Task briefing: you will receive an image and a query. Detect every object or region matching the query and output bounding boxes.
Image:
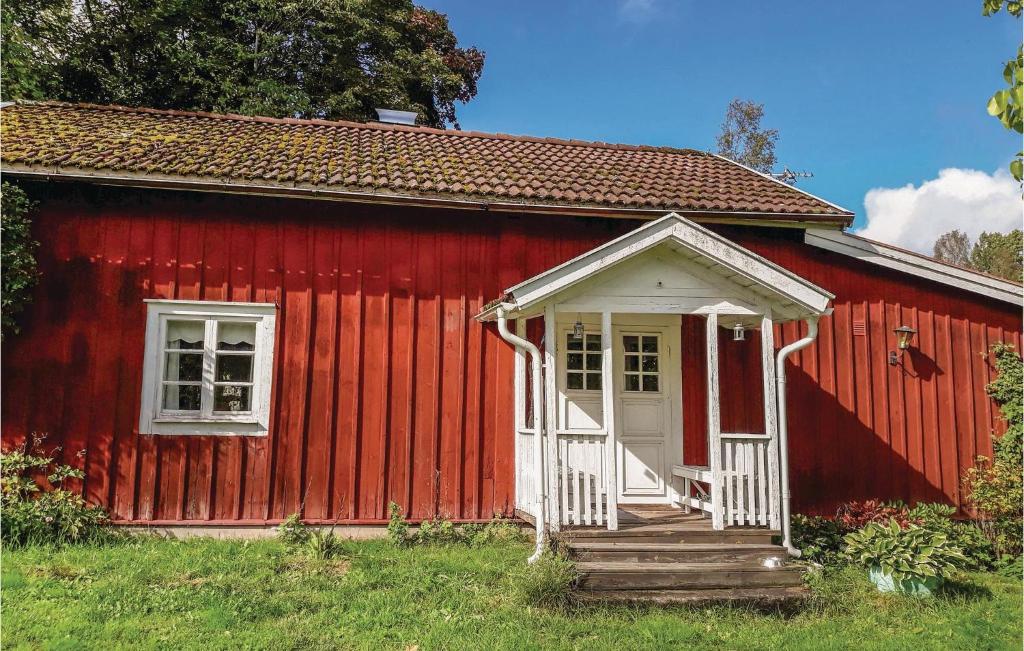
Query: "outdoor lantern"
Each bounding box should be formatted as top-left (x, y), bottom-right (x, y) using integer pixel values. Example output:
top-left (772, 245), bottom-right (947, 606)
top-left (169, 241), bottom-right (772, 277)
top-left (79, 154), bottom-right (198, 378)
top-left (572, 317), bottom-right (585, 339)
top-left (894, 325), bottom-right (917, 350)
top-left (888, 325), bottom-right (917, 365)
top-left (732, 323), bottom-right (745, 341)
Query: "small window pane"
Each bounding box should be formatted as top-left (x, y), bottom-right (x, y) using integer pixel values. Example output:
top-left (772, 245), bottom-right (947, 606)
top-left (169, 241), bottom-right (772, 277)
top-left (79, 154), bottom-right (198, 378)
top-left (164, 352), bottom-right (203, 381)
top-left (643, 375), bottom-right (659, 392)
top-left (166, 320), bottom-right (204, 350)
top-left (585, 373), bottom-right (602, 391)
top-left (625, 374), bottom-right (640, 391)
top-left (566, 334), bottom-right (583, 351)
top-left (585, 335), bottom-right (602, 351)
top-left (567, 372), bottom-right (584, 390)
top-left (623, 336), bottom-right (639, 353)
top-left (585, 353), bottom-right (602, 371)
top-left (567, 353), bottom-right (583, 370)
top-left (642, 336), bottom-right (658, 353)
top-left (642, 355), bottom-right (659, 372)
top-left (216, 354), bottom-right (253, 382)
top-left (163, 384), bottom-right (201, 411)
top-left (624, 355), bottom-right (639, 372)
top-left (217, 322), bottom-right (256, 351)
top-left (215, 385), bottom-right (252, 412)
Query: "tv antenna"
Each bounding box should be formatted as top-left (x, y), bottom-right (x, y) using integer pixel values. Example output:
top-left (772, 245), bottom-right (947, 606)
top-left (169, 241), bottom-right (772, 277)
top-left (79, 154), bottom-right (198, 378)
top-left (771, 166), bottom-right (813, 185)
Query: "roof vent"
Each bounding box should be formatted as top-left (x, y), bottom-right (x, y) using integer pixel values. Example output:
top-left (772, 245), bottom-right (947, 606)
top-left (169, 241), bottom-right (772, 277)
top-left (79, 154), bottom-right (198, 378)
top-left (374, 108), bottom-right (418, 126)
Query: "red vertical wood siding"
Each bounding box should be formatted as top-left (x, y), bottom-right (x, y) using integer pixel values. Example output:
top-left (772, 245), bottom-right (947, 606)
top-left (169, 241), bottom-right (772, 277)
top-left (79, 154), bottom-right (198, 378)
top-left (1, 185), bottom-right (1019, 522)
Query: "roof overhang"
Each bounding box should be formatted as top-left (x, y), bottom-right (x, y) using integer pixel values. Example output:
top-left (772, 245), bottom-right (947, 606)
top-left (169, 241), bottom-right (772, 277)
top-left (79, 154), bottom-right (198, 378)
top-left (805, 229), bottom-right (1023, 307)
top-left (477, 213), bottom-right (834, 321)
top-left (1, 165), bottom-right (853, 227)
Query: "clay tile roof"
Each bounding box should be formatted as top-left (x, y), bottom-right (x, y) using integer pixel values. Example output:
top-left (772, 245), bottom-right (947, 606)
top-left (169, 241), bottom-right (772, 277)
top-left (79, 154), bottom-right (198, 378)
top-left (0, 101), bottom-right (852, 222)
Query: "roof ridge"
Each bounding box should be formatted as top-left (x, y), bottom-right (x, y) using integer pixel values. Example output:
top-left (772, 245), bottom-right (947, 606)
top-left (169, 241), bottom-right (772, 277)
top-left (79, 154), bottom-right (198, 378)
top-left (8, 99), bottom-right (711, 157)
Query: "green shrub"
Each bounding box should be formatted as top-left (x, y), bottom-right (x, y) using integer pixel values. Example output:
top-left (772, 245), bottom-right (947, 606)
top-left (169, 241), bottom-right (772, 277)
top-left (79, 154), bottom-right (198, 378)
top-left (387, 501), bottom-right (527, 547)
top-left (306, 530), bottom-right (343, 560)
top-left (386, 501), bottom-right (411, 546)
top-left (964, 343), bottom-right (1023, 560)
top-left (842, 520), bottom-right (968, 583)
top-left (507, 552), bottom-right (578, 607)
top-left (0, 181), bottom-right (40, 337)
top-left (791, 514), bottom-right (846, 564)
top-left (1, 447), bottom-right (109, 547)
top-left (277, 513), bottom-right (311, 546)
top-left (909, 502), bottom-right (994, 570)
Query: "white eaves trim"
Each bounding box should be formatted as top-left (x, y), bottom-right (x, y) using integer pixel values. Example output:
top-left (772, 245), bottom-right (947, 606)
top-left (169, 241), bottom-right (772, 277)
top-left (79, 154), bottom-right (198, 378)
top-left (488, 213), bottom-right (834, 318)
top-left (805, 229), bottom-right (1023, 307)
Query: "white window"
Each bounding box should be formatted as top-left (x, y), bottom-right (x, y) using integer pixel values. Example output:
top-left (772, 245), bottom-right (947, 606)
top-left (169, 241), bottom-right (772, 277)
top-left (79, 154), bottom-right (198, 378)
top-left (565, 332), bottom-right (602, 391)
top-left (622, 334), bottom-right (660, 393)
top-left (138, 300), bottom-right (277, 436)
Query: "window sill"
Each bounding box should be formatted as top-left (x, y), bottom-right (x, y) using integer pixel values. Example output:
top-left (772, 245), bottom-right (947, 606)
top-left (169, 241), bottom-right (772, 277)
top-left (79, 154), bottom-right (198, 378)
top-left (153, 416), bottom-right (258, 425)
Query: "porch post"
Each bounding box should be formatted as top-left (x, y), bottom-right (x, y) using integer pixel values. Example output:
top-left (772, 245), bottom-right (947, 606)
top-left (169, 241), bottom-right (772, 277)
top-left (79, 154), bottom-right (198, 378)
top-left (706, 312), bottom-right (724, 530)
top-left (601, 310), bottom-right (618, 531)
top-left (760, 312), bottom-right (782, 529)
top-left (543, 304), bottom-right (561, 531)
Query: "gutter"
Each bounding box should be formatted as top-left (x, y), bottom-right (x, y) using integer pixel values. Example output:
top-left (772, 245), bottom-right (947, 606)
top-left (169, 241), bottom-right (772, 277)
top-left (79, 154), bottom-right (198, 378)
top-left (774, 314), bottom-right (825, 556)
top-left (495, 306), bottom-right (547, 563)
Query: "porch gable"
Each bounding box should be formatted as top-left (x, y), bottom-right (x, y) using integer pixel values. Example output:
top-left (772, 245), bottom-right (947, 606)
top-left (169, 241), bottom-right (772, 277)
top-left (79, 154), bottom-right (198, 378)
top-left (477, 212), bottom-right (834, 321)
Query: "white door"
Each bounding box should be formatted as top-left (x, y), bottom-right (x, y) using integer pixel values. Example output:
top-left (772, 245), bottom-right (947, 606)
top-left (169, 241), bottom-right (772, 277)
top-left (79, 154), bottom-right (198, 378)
top-left (614, 327), bottom-right (679, 504)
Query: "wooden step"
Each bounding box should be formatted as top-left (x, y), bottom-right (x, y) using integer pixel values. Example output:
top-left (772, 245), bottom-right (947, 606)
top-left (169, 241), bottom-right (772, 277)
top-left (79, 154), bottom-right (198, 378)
top-left (561, 528), bottom-right (779, 545)
top-left (566, 541), bottom-right (784, 563)
top-left (576, 586), bottom-right (809, 608)
top-left (576, 561), bottom-right (805, 591)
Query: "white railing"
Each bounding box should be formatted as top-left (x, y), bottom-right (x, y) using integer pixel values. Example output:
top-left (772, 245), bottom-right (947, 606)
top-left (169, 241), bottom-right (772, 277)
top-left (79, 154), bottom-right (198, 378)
top-left (556, 432), bottom-right (609, 527)
top-left (515, 428), bottom-right (538, 519)
top-left (718, 433), bottom-right (776, 527)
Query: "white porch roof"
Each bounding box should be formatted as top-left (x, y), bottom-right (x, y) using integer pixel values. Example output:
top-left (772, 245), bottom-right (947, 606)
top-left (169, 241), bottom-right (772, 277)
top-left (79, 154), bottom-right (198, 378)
top-left (477, 212), bottom-right (833, 322)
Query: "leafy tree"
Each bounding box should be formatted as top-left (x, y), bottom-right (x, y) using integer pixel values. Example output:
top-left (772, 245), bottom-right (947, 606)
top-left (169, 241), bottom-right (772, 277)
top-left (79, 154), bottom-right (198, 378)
top-left (931, 228), bottom-right (1023, 282)
top-left (0, 0), bottom-right (485, 128)
top-left (715, 99), bottom-right (778, 173)
top-left (932, 229), bottom-right (972, 267)
top-left (982, 0), bottom-right (1023, 180)
top-left (0, 182), bottom-right (40, 337)
top-left (971, 230), bottom-right (1023, 282)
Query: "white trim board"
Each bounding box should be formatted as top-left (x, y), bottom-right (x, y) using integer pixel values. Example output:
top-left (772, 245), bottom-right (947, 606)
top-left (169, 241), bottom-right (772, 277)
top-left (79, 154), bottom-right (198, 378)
top-left (805, 229), bottom-right (1023, 307)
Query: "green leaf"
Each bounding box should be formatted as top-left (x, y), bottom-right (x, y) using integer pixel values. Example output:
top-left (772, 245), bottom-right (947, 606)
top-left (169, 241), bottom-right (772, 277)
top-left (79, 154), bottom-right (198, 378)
top-left (1009, 159), bottom-right (1022, 182)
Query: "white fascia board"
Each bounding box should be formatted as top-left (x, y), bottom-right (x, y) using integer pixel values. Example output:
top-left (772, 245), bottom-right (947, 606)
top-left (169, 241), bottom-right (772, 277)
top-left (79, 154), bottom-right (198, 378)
top-left (805, 229), bottom-right (1023, 307)
top-left (508, 213), bottom-right (833, 315)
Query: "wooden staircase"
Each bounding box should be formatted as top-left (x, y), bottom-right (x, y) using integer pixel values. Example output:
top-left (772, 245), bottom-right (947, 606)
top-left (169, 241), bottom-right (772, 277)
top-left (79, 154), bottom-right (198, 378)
top-left (559, 506), bottom-right (807, 607)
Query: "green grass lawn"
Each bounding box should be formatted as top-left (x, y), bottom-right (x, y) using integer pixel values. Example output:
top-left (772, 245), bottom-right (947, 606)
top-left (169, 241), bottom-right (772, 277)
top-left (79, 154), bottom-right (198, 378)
top-left (2, 537), bottom-right (1021, 650)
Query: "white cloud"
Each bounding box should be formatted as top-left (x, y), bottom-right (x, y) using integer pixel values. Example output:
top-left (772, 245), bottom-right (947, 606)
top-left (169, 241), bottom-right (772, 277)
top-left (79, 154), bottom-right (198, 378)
top-left (618, 0), bottom-right (656, 22)
top-left (855, 168), bottom-right (1022, 254)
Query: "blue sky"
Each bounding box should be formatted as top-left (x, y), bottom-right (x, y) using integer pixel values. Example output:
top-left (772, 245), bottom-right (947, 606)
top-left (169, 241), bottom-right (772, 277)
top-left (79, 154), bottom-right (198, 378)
top-left (425, 0), bottom-right (1021, 230)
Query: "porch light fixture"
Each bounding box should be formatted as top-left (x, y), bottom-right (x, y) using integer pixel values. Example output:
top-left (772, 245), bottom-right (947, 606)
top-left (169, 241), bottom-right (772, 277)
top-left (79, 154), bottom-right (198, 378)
top-left (572, 317), bottom-right (585, 339)
top-left (732, 323), bottom-right (745, 341)
top-left (888, 325), bottom-right (917, 365)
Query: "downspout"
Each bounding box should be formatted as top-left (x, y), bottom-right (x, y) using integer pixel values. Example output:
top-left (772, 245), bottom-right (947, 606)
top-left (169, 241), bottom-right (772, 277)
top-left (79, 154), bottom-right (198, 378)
top-left (774, 314), bottom-right (823, 557)
top-left (496, 306), bottom-right (547, 563)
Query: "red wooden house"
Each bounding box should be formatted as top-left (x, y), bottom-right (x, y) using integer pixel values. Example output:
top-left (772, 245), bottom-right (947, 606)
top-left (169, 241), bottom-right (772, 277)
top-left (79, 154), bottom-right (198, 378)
top-left (2, 102), bottom-right (1020, 559)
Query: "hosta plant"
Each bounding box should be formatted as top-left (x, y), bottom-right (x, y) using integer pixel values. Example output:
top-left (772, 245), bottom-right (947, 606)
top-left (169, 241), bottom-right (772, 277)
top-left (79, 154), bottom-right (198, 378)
top-left (843, 520), bottom-right (968, 594)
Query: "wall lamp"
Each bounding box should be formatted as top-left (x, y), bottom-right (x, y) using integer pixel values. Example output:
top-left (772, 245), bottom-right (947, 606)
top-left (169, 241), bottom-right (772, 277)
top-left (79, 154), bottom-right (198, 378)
top-left (888, 325), bottom-right (917, 366)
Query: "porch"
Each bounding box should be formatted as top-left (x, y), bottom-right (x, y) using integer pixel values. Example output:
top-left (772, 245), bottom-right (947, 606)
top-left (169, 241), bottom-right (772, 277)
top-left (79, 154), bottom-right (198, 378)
top-left (480, 214), bottom-right (833, 544)
top-left (510, 309), bottom-right (782, 534)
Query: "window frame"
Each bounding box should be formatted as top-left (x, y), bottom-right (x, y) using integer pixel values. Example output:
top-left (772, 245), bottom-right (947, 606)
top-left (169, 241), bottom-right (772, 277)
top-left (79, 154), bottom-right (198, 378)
top-left (562, 330), bottom-right (603, 393)
top-left (622, 332), bottom-right (662, 394)
top-left (139, 300), bottom-right (277, 436)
